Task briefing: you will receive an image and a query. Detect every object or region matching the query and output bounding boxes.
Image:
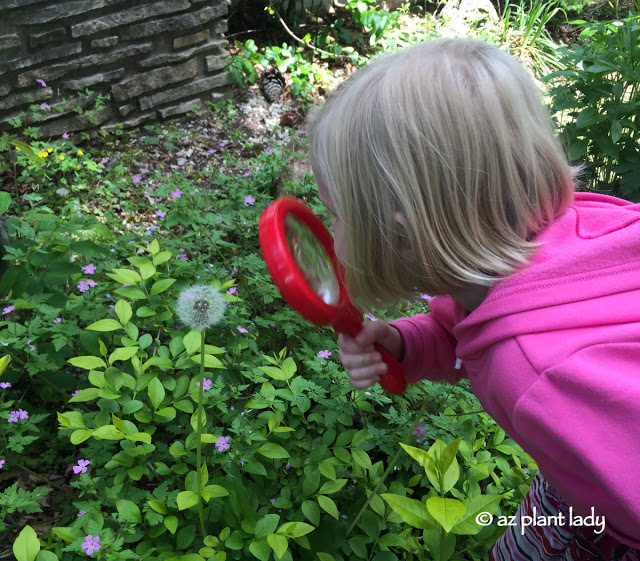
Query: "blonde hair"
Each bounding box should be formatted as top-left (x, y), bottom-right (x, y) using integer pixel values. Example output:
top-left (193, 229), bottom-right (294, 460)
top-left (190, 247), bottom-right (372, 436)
top-left (307, 38), bottom-right (575, 306)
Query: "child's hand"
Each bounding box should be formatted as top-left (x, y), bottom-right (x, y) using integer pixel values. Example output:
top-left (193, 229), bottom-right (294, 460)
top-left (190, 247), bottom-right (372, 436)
top-left (338, 322), bottom-right (404, 389)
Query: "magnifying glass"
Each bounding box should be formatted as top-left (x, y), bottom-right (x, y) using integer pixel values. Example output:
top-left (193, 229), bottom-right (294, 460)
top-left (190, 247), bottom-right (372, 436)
top-left (258, 197), bottom-right (408, 395)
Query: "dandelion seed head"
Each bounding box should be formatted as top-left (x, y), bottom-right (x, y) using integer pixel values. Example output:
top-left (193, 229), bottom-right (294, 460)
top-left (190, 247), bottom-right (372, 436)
top-left (176, 284), bottom-right (226, 330)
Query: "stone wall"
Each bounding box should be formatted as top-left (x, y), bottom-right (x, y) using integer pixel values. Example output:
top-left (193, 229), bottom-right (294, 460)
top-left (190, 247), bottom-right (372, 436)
top-left (0, 0), bottom-right (232, 138)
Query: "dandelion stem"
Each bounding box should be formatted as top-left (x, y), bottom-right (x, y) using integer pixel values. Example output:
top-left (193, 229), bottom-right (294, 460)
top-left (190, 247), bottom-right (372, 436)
top-left (195, 329), bottom-right (207, 538)
top-left (346, 398), bottom-right (430, 538)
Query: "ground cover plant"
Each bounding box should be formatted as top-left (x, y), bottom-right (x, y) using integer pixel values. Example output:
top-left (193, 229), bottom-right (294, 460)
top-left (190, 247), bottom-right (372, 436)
top-left (2, 1), bottom-right (637, 559)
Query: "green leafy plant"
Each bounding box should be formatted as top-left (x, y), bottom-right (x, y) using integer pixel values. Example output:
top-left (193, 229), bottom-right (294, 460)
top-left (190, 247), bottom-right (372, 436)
top-left (543, 14), bottom-right (640, 200)
top-left (500, 0), bottom-right (566, 74)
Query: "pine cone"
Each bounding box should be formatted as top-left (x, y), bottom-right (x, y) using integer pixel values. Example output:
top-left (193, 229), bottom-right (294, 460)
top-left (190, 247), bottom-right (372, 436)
top-left (259, 67), bottom-right (285, 103)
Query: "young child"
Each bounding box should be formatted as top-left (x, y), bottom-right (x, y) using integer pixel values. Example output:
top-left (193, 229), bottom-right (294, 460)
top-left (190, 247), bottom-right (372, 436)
top-left (306, 38), bottom-right (640, 559)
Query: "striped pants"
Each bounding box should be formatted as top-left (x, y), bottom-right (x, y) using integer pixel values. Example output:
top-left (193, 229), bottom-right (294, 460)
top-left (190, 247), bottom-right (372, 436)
top-left (490, 472), bottom-right (640, 561)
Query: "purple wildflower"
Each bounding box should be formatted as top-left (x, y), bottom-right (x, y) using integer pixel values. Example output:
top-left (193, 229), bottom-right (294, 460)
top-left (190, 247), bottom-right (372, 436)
top-left (27, 340), bottom-right (35, 352)
top-left (73, 459), bottom-right (91, 474)
top-left (413, 423), bottom-right (427, 437)
top-left (215, 436), bottom-right (230, 451)
top-left (36, 79), bottom-right (47, 88)
top-left (8, 412), bottom-right (19, 423)
top-left (56, 188), bottom-right (68, 196)
top-left (219, 141), bottom-right (228, 147)
top-left (81, 535), bottom-right (100, 556)
top-left (420, 294), bottom-right (432, 301)
top-left (0, 459), bottom-right (5, 468)
top-left (78, 281), bottom-right (90, 293)
top-left (62, 133), bottom-right (69, 139)
top-left (226, 287), bottom-right (237, 295)
top-left (243, 171), bottom-right (252, 177)
top-left (82, 263), bottom-right (96, 275)
top-left (71, 390), bottom-right (80, 397)
top-left (244, 195), bottom-right (255, 206)
top-left (155, 210), bottom-right (166, 218)
top-left (237, 326), bottom-right (248, 333)
top-left (171, 189), bottom-right (182, 199)
top-left (78, 510), bottom-right (87, 517)
top-left (132, 174), bottom-right (142, 183)
top-left (99, 157), bottom-right (110, 165)
top-left (0, 382), bottom-right (11, 389)
top-left (196, 378), bottom-right (212, 391)
top-left (270, 498), bottom-right (276, 503)
top-left (208, 148), bottom-right (217, 154)
top-left (40, 103), bottom-right (51, 110)
top-left (364, 313), bottom-right (378, 321)
top-left (318, 350), bottom-right (332, 359)
top-left (53, 318), bottom-right (62, 323)
top-left (3, 306), bottom-right (14, 314)
top-left (176, 254), bottom-right (189, 261)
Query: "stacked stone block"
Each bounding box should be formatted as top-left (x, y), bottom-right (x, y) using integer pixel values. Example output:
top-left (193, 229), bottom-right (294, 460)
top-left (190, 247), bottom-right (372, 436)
top-left (0, 0), bottom-right (232, 137)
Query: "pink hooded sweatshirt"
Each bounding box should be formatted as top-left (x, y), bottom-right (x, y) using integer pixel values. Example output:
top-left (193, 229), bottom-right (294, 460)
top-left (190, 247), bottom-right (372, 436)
top-left (391, 192), bottom-right (640, 547)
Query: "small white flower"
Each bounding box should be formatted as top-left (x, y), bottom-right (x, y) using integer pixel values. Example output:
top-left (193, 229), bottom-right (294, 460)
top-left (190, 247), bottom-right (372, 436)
top-left (176, 284), bottom-right (226, 330)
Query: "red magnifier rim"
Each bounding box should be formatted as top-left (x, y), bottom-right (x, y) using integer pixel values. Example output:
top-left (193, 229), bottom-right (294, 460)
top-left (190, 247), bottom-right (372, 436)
top-left (259, 197), bottom-right (351, 326)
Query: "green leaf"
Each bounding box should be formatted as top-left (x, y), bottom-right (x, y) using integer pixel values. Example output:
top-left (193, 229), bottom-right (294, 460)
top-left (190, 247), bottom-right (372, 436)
top-left (0, 192), bottom-right (12, 215)
top-left (267, 533), bottom-right (288, 558)
top-left (302, 500), bottom-right (320, 526)
top-left (202, 484), bottom-right (230, 502)
top-left (164, 515), bottom-right (179, 534)
top-left (177, 491), bottom-right (199, 510)
top-left (13, 525), bottom-right (40, 561)
top-left (122, 400), bottom-right (144, 414)
top-left (128, 465), bottom-right (144, 480)
top-left (115, 286), bottom-right (147, 300)
top-left (116, 499), bottom-right (142, 523)
top-left (150, 278), bottom-right (176, 296)
top-left (70, 429), bottom-right (94, 444)
top-left (317, 495), bottom-right (339, 519)
top-left (68, 356), bottom-right (107, 370)
top-left (611, 119), bottom-right (623, 144)
top-left (86, 319), bottom-right (123, 332)
top-left (69, 388), bottom-right (100, 403)
top-left (92, 425), bottom-right (125, 440)
top-left (451, 495), bottom-right (502, 535)
top-left (258, 366), bottom-right (288, 381)
top-left (257, 443), bottom-right (289, 459)
top-left (109, 347), bottom-right (139, 363)
top-left (106, 268), bottom-right (142, 284)
top-left (190, 353), bottom-right (225, 368)
top-left (255, 514), bottom-right (280, 538)
top-left (148, 377), bottom-right (165, 409)
top-left (318, 479), bottom-right (347, 495)
top-left (249, 539), bottom-right (271, 561)
top-left (153, 251), bottom-right (172, 266)
top-left (136, 306), bottom-right (156, 318)
top-left (114, 300), bottom-right (133, 325)
top-left (426, 497), bottom-right (466, 532)
top-left (277, 521), bottom-right (315, 538)
top-left (183, 330), bottom-right (201, 354)
top-left (381, 494), bottom-right (436, 530)
top-left (35, 552), bottom-right (58, 561)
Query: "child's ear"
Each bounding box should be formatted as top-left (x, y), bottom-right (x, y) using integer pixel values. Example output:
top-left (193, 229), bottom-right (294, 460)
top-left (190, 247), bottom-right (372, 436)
top-left (393, 212), bottom-right (413, 254)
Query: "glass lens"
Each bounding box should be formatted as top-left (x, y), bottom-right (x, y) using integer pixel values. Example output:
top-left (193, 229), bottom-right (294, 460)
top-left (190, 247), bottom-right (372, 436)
top-left (285, 214), bottom-right (341, 306)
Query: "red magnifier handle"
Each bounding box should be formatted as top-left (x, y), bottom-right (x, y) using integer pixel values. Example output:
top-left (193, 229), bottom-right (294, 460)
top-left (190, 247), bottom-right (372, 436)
top-left (336, 313), bottom-right (407, 395)
top-left (375, 344), bottom-right (408, 395)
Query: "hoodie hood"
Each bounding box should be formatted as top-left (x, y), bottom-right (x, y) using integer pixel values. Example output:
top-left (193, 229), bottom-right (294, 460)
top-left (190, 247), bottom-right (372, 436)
top-left (455, 192), bottom-right (640, 358)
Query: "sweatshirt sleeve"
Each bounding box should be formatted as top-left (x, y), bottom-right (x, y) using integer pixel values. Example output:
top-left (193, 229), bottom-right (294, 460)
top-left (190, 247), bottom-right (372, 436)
top-left (389, 295), bottom-right (466, 385)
